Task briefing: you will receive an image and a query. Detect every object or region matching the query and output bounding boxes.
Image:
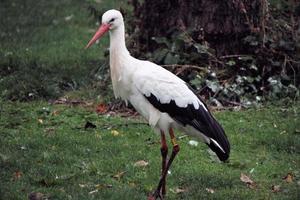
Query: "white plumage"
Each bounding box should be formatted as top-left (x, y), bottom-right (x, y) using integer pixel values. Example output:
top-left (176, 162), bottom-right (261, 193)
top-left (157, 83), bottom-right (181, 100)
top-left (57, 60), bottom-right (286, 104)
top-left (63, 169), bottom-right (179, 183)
top-left (86, 9), bottom-right (230, 199)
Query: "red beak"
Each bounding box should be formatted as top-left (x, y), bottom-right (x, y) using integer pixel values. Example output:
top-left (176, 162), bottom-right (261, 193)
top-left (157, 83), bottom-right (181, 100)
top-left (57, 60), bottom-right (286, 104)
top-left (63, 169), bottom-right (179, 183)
top-left (85, 23), bottom-right (110, 49)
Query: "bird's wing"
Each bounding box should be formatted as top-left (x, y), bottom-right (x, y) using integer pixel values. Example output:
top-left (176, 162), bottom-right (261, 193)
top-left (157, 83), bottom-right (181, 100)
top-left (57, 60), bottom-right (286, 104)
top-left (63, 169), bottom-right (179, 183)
top-left (133, 61), bottom-right (206, 110)
top-left (133, 61), bottom-right (230, 161)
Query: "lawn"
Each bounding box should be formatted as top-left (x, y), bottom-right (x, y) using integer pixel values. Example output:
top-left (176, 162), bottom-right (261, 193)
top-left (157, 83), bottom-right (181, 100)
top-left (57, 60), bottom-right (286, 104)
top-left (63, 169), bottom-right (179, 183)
top-left (0, 100), bottom-right (299, 199)
top-left (0, 0), bottom-right (129, 100)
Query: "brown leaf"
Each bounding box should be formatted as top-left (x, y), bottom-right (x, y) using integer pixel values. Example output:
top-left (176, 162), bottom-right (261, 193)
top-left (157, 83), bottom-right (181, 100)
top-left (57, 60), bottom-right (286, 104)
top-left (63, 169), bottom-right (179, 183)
top-left (170, 187), bottom-right (188, 194)
top-left (206, 188), bottom-right (215, 194)
top-left (271, 185), bottom-right (281, 193)
top-left (112, 171), bottom-right (126, 180)
top-left (13, 170), bottom-right (22, 180)
top-left (240, 173), bottom-right (256, 189)
top-left (51, 110), bottom-right (59, 116)
top-left (94, 184), bottom-right (113, 189)
top-left (133, 160), bottom-right (148, 167)
top-left (282, 173), bottom-right (293, 183)
top-left (96, 103), bottom-right (108, 114)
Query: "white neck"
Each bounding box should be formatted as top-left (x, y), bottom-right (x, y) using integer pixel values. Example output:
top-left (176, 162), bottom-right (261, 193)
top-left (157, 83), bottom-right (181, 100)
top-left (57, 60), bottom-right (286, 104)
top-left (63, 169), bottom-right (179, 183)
top-left (109, 24), bottom-right (130, 58)
top-left (108, 23), bottom-right (133, 100)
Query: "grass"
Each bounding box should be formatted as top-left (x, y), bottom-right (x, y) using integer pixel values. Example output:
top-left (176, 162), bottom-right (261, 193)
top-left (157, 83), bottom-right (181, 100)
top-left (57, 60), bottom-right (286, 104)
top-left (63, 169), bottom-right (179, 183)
top-left (0, 100), bottom-right (299, 199)
top-left (0, 0), bottom-right (129, 100)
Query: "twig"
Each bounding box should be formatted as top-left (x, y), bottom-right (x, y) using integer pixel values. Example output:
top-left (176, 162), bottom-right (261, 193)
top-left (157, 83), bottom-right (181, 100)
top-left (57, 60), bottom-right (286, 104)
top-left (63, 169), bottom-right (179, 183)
top-left (219, 54), bottom-right (251, 59)
top-left (162, 64), bottom-right (207, 72)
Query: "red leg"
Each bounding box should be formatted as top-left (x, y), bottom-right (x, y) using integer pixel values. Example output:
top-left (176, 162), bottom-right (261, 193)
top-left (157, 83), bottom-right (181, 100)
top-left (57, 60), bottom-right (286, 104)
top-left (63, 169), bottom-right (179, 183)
top-left (160, 131), bottom-right (168, 197)
top-left (148, 128), bottom-right (180, 200)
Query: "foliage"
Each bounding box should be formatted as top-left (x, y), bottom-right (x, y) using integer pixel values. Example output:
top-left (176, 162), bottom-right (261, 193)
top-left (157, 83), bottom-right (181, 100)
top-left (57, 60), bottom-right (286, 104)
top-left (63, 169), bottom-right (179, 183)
top-left (129, 0), bottom-right (300, 107)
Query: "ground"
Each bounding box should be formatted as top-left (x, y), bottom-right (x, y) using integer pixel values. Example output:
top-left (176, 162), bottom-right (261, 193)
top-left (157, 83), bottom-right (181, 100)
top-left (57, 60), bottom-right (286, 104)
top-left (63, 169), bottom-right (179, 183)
top-left (0, 101), bottom-right (299, 199)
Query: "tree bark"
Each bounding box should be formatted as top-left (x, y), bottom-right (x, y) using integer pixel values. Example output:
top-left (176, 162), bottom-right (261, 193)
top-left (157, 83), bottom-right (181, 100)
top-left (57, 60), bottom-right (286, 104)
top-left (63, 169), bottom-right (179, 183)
top-left (130, 0), bottom-right (263, 56)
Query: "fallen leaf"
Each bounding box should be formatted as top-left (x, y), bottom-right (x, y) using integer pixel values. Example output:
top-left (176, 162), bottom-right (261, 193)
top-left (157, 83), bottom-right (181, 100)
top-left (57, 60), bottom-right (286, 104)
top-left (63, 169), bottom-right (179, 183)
top-left (283, 173), bottom-right (293, 183)
top-left (94, 184), bottom-right (112, 189)
top-left (38, 119), bottom-right (43, 124)
top-left (96, 103), bottom-right (108, 114)
top-left (112, 171), bottom-right (126, 180)
top-left (28, 192), bottom-right (46, 200)
top-left (134, 160), bottom-right (148, 167)
top-left (271, 185), bottom-right (281, 193)
top-left (89, 189), bottom-right (98, 194)
top-left (170, 187), bottom-right (188, 194)
top-left (84, 121), bottom-right (96, 129)
top-left (111, 130), bottom-right (120, 136)
top-left (206, 188), bottom-right (215, 194)
top-left (79, 183), bottom-right (88, 188)
top-left (13, 170), bottom-right (22, 180)
top-left (240, 173), bottom-right (256, 189)
top-left (279, 130), bottom-right (287, 135)
top-left (188, 140), bottom-right (199, 146)
top-left (64, 15), bottom-right (73, 21)
top-left (51, 110), bottom-right (59, 116)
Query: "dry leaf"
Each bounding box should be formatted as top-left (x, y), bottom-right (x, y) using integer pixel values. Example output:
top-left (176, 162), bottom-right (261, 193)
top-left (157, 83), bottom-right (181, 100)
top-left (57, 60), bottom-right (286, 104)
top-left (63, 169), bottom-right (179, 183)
top-left (134, 160), bottom-right (148, 167)
top-left (38, 119), bottom-right (43, 124)
top-left (240, 173), bottom-right (256, 189)
top-left (188, 140), bottom-right (199, 146)
top-left (283, 173), bottom-right (293, 183)
top-left (89, 189), bottom-right (98, 194)
top-left (96, 103), bottom-right (108, 114)
top-left (170, 187), bottom-right (188, 194)
top-left (64, 15), bottom-right (73, 21)
top-left (94, 184), bottom-right (112, 189)
top-left (112, 171), bottom-right (126, 180)
top-left (111, 130), bottom-right (120, 136)
top-left (206, 188), bottom-right (215, 194)
top-left (271, 185), bottom-right (281, 193)
top-left (51, 110), bottom-right (59, 116)
top-left (79, 183), bottom-right (88, 188)
top-left (13, 170), bottom-right (22, 180)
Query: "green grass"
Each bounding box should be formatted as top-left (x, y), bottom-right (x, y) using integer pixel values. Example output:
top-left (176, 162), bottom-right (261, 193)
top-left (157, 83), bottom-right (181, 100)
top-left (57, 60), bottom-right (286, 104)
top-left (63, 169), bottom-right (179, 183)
top-left (0, 0), bottom-right (129, 100)
top-left (1, 101), bottom-right (299, 199)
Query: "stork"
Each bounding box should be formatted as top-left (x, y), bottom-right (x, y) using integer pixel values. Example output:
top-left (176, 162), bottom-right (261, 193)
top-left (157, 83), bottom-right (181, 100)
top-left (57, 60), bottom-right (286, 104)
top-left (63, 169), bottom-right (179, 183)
top-left (86, 9), bottom-right (230, 200)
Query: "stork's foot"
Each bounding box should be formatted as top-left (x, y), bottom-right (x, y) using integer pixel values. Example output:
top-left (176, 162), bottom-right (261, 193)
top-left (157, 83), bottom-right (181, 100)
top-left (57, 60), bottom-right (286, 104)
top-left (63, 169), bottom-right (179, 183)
top-left (147, 189), bottom-right (164, 200)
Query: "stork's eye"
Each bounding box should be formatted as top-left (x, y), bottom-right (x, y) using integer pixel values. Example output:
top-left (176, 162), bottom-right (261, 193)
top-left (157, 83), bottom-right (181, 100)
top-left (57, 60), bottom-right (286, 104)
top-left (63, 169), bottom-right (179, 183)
top-left (109, 18), bottom-right (115, 23)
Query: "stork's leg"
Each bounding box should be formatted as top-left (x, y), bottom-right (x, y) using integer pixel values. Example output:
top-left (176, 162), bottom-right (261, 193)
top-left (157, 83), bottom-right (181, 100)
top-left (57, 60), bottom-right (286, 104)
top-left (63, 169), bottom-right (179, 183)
top-left (160, 131), bottom-right (168, 197)
top-left (148, 128), bottom-right (180, 200)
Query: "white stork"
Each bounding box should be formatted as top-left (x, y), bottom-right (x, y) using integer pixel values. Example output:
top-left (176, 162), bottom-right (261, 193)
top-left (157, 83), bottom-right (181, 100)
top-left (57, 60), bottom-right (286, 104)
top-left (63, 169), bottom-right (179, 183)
top-left (86, 9), bottom-right (230, 200)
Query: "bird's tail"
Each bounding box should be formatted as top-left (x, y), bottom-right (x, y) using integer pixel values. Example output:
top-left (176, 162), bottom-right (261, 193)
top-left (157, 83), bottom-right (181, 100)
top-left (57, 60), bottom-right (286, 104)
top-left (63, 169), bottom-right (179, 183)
top-left (206, 119), bottom-right (230, 162)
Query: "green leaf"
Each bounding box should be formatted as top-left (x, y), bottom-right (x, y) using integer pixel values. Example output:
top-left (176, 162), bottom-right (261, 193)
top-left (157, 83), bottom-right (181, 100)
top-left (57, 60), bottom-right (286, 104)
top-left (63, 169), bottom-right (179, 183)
top-left (206, 80), bottom-right (221, 93)
top-left (163, 53), bottom-right (180, 65)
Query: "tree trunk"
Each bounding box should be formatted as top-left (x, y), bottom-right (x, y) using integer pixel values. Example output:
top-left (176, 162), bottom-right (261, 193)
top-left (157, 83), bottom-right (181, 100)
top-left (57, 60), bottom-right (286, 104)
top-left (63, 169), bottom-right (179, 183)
top-left (130, 0), bottom-right (263, 56)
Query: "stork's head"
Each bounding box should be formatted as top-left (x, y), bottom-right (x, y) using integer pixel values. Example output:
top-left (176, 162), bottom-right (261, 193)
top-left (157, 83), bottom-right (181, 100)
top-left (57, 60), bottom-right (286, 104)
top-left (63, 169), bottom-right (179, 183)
top-left (85, 9), bottom-right (123, 49)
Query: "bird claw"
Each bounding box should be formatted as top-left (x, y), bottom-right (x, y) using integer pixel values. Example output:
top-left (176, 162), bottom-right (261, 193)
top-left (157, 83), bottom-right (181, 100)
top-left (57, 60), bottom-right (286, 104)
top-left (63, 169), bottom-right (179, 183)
top-left (148, 190), bottom-right (164, 200)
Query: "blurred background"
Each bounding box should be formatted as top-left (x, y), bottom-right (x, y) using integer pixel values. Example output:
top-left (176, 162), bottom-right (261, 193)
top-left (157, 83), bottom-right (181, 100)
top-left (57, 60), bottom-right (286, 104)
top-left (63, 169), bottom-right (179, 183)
top-left (0, 0), bottom-right (299, 106)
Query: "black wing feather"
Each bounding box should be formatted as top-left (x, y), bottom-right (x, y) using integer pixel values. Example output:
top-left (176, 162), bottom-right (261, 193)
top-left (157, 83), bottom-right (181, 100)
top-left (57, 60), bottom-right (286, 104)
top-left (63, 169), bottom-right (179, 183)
top-left (145, 92), bottom-right (230, 161)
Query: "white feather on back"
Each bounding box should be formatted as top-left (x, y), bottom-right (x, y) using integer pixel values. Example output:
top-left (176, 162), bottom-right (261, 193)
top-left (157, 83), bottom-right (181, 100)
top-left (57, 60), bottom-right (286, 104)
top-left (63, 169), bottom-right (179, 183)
top-left (133, 60), bottom-right (207, 111)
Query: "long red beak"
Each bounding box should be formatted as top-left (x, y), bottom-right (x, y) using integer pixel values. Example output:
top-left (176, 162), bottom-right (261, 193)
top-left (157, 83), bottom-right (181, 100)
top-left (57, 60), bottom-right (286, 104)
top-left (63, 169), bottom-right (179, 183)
top-left (85, 23), bottom-right (110, 49)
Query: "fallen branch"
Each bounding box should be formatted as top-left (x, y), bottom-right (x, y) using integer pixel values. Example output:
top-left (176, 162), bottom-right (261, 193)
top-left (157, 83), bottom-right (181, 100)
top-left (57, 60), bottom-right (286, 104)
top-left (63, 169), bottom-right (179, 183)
top-left (162, 64), bottom-right (207, 72)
